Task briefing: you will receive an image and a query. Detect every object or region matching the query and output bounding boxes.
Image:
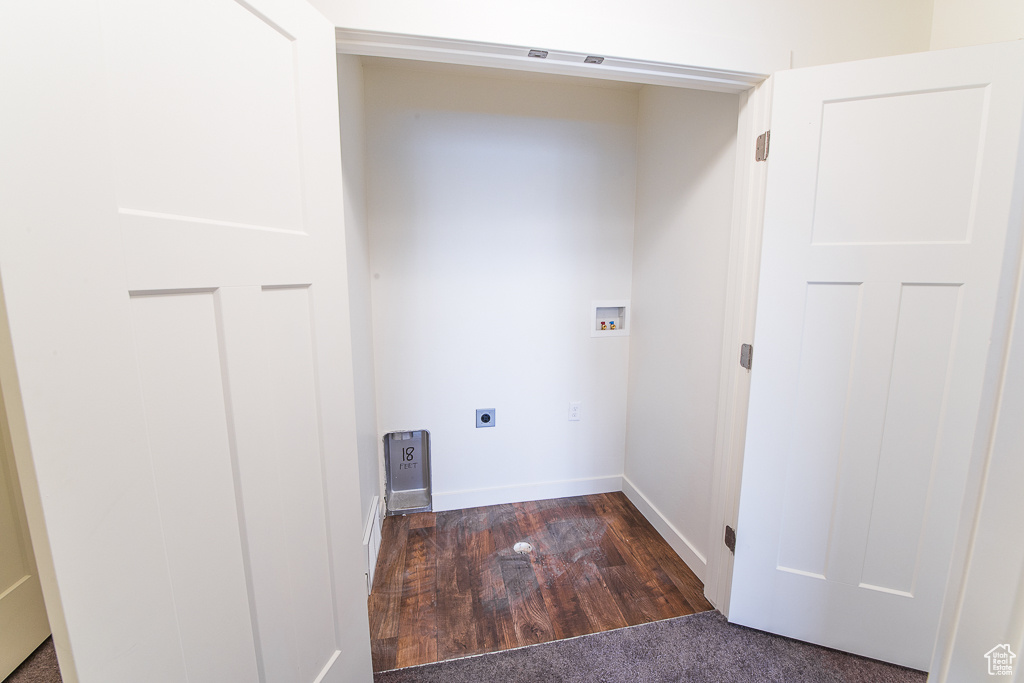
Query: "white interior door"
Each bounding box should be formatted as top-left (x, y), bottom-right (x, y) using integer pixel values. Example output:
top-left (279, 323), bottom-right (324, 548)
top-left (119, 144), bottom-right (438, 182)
top-left (0, 387), bottom-right (50, 679)
top-left (0, 1), bottom-right (371, 682)
top-left (731, 41), bottom-right (1024, 670)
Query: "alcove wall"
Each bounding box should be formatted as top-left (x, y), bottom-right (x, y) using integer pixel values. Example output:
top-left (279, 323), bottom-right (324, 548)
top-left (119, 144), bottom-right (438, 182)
top-left (363, 61), bottom-right (638, 511)
top-left (352, 59), bottom-right (739, 572)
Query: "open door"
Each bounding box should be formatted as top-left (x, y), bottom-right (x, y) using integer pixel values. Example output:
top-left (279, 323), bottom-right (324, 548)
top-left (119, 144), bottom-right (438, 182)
top-left (0, 387), bottom-right (50, 679)
top-left (731, 41), bottom-right (1024, 670)
top-left (0, 1), bottom-right (371, 682)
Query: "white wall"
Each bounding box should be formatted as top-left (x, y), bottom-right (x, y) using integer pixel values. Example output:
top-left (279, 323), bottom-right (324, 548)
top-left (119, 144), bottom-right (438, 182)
top-left (622, 86), bottom-right (739, 580)
top-left (337, 54), bottom-right (382, 532)
top-left (311, 0), bottom-right (932, 73)
top-left (363, 62), bottom-right (638, 510)
top-left (930, 0), bottom-right (1024, 50)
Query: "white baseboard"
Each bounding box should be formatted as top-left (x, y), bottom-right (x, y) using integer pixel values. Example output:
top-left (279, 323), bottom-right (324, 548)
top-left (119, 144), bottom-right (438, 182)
top-left (431, 475), bottom-right (623, 512)
top-left (361, 495), bottom-right (382, 595)
top-left (622, 475), bottom-right (707, 582)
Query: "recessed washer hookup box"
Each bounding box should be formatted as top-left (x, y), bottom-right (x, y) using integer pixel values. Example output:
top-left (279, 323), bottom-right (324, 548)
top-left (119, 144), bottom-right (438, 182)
top-left (384, 430), bottom-right (432, 515)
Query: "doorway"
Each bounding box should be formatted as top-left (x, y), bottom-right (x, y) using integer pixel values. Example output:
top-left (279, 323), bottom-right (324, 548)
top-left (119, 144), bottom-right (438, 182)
top-left (340, 50), bottom-right (742, 672)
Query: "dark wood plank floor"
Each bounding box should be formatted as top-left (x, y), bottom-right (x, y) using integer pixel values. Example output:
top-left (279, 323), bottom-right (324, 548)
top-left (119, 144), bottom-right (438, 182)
top-left (368, 492), bottom-right (714, 672)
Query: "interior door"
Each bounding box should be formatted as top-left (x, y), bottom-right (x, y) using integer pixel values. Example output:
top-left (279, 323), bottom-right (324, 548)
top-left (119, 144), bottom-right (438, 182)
top-left (0, 387), bottom-right (50, 679)
top-left (731, 41), bottom-right (1024, 670)
top-left (0, 1), bottom-right (371, 682)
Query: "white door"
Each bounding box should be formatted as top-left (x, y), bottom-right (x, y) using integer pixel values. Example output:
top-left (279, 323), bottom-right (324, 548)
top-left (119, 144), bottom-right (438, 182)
top-left (0, 388), bottom-right (50, 679)
top-left (731, 41), bottom-right (1024, 671)
top-left (0, 1), bottom-right (371, 682)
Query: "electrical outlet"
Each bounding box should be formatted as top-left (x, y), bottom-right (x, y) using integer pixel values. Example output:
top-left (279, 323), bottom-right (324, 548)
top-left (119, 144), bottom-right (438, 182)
top-left (569, 401), bottom-right (581, 421)
top-left (476, 408), bottom-right (495, 428)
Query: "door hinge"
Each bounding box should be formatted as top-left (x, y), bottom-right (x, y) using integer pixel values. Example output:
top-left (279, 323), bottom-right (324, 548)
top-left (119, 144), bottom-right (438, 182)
top-left (755, 130), bottom-right (770, 162)
top-left (740, 343), bottom-right (753, 370)
top-left (725, 525), bottom-right (736, 554)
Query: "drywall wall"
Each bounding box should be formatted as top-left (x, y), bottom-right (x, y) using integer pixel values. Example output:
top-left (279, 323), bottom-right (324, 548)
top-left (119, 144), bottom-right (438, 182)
top-left (363, 62), bottom-right (638, 510)
top-left (930, 0), bottom-right (1024, 50)
top-left (622, 86), bottom-right (739, 580)
top-left (311, 0), bottom-right (932, 73)
top-left (337, 53), bottom-right (383, 533)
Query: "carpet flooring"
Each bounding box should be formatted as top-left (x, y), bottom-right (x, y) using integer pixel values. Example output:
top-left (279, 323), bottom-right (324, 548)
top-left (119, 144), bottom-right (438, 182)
top-left (4, 638), bottom-right (61, 683)
top-left (374, 610), bottom-right (928, 683)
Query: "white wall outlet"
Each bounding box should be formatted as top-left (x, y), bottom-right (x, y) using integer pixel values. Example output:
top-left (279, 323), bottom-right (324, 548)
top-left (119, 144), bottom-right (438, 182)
top-left (568, 401), bottom-right (581, 421)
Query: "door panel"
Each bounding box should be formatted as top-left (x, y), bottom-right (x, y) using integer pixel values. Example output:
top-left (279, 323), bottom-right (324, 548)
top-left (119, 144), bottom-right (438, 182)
top-left (731, 41), bottom-right (1024, 670)
top-left (811, 87), bottom-right (987, 246)
top-left (218, 285), bottom-right (339, 682)
top-left (101, 0), bottom-right (305, 230)
top-left (858, 283), bottom-right (961, 595)
top-left (775, 281), bottom-right (862, 580)
top-left (0, 0), bottom-right (371, 681)
top-left (130, 291), bottom-right (261, 682)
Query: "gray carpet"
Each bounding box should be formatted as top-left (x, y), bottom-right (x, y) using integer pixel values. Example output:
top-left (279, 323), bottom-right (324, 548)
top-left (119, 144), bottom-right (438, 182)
top-left (4, 638), bottom-right (62, 683)
top-left (374, 611), bottom-right (927, 683)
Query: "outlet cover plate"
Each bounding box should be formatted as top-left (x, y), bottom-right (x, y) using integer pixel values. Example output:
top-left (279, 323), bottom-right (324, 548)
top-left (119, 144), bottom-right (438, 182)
top-left (476, 408), bottom-right (495, 428)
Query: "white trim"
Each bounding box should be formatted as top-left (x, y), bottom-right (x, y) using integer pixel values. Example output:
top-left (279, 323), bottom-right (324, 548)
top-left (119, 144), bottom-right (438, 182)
top-left (703, 76), bottom-right (774, 616)
top-left (361, 495), bottom-right (382, 595)
top-left (622, 476), bottom-right (707, 583)
top-left (311, 649), bottom-right (341, 683)
top-left (431, 475), bottom-right (622, 512)
top-left (360, 494), bottom-right (380, 546)
top-left (335, 29), bottom-right (767, 94)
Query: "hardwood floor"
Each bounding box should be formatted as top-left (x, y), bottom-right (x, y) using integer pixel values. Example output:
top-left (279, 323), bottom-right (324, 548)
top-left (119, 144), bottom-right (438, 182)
top-left (368, 492), bottom-right (714, 672)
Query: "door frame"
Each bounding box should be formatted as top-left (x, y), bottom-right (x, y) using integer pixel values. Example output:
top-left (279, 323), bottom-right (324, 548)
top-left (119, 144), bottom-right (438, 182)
top-left (335, 32), bottom-right (1024, 678)
top-left (702, 76), bottom-right (772, 616)
top-left (334, 28), bottom-right (772, 93)
top-left (332, 24), bottom-right (776, 610)
top-left (332, 27), bottom-right (779, 611)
